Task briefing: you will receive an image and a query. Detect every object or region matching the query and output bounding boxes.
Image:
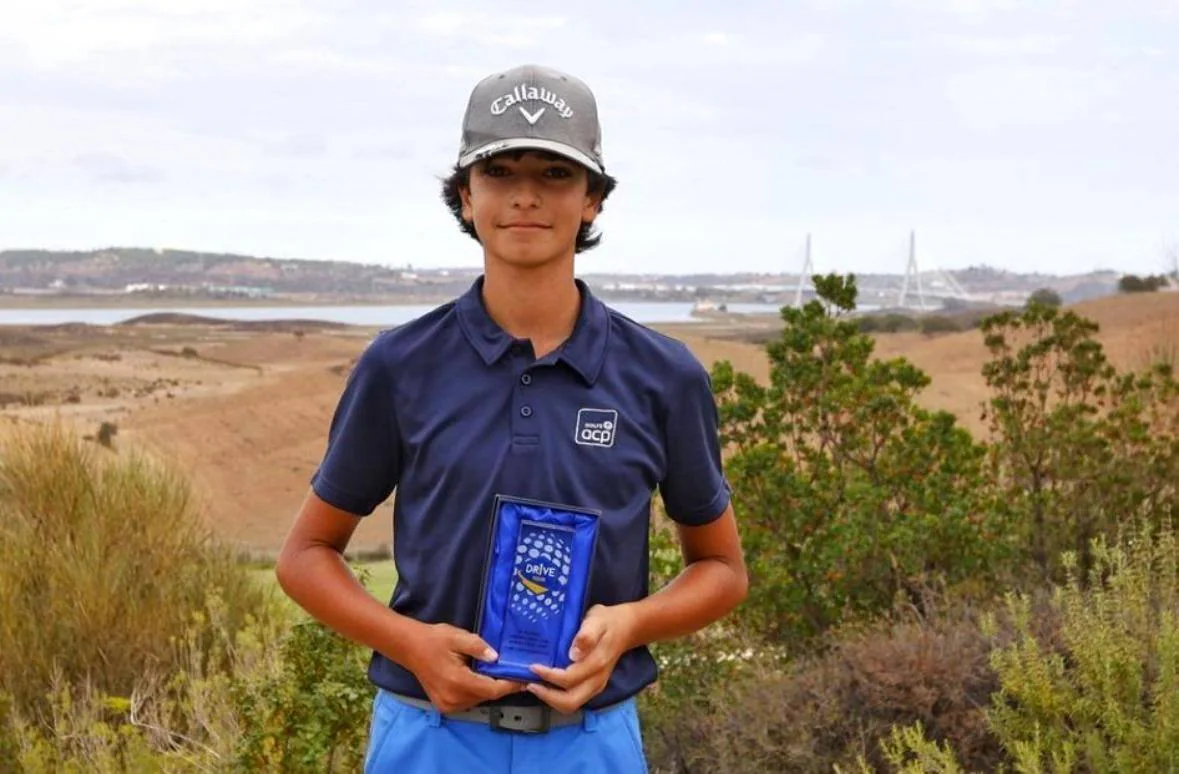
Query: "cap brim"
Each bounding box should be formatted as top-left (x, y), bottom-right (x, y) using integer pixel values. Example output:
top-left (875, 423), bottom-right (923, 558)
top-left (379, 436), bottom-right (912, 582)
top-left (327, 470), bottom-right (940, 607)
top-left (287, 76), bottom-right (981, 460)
top-left (458, 138), bottom-right (603, 174)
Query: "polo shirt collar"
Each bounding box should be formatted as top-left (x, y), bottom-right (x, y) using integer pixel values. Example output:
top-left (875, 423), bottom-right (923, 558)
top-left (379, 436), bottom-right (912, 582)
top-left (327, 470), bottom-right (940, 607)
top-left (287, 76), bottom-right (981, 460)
top-left (456, 275), bottom-right (610, 385)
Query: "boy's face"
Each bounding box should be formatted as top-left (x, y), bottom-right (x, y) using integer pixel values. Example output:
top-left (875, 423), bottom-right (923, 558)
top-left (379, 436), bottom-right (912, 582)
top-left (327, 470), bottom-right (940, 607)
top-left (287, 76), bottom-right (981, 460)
top-left (460, 151), bottom-right (602, 269)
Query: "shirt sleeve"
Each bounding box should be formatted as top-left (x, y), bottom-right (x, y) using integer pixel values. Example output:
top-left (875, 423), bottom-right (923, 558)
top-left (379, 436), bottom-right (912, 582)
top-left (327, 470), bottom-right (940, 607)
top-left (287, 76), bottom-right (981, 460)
top-left (658, 354), bottom-right (731, 526)
top-left (310, 334), bottom-right (401, 516)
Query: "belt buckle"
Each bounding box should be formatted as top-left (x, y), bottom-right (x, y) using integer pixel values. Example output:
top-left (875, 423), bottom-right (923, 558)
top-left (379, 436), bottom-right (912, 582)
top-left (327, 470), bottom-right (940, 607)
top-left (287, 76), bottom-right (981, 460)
top-left (488, 705), bottom-right (551, 734)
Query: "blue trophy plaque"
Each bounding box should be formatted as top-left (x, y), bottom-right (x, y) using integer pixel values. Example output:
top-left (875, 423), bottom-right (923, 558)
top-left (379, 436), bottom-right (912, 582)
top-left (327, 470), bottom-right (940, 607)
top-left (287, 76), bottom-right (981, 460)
top-left (473, 495), bottom-right (600, 682)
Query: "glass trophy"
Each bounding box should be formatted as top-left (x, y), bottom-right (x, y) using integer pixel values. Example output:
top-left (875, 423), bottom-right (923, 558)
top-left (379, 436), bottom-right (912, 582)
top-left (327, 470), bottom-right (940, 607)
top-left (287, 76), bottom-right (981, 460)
top-left (473, 495), bottom-right (600, 682)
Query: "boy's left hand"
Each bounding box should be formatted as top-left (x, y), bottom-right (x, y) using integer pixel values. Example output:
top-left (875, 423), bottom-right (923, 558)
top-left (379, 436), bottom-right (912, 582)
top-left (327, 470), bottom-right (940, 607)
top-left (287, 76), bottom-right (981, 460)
top-left (527, 603), bottom-right (636, 713)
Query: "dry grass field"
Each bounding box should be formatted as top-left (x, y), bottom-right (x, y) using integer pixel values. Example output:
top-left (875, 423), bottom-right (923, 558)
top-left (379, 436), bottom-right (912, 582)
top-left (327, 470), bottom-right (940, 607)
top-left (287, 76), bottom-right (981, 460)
top-left (2, 291), bottom-right (1177, 554)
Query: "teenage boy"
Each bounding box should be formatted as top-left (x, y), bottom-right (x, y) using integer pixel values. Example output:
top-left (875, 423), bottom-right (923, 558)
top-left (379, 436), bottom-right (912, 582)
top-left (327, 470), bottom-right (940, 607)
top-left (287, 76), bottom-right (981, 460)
top-left (276, 63), bottom-right (748, 773)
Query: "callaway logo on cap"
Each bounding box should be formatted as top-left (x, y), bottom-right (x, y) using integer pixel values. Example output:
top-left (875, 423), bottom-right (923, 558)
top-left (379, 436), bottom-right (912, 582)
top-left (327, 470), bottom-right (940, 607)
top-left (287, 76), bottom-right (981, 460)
top-left (457, 64), bottom-right (605, 174)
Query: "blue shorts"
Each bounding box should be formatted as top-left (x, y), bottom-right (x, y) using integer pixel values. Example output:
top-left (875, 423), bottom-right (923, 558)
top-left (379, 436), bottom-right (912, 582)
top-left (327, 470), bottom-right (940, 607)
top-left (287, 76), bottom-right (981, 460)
top-left (363, 689), bottom-right (649, 773)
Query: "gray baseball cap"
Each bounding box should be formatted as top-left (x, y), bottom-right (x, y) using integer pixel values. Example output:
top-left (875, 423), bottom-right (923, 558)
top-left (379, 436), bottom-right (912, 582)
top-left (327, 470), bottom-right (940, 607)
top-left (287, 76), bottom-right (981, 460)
top-left (457, 64), bottom-right (605, 174)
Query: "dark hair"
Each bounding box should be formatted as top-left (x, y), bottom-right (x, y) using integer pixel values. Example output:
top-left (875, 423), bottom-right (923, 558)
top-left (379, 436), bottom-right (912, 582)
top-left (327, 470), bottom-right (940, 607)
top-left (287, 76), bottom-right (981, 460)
top-left (440, 151), bottom-right (618, 253)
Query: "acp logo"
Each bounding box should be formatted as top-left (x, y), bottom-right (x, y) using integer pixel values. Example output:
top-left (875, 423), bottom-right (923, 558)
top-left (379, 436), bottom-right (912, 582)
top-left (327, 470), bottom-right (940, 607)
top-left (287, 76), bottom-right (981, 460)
top-left (575, 408), bottom-right (618, 448)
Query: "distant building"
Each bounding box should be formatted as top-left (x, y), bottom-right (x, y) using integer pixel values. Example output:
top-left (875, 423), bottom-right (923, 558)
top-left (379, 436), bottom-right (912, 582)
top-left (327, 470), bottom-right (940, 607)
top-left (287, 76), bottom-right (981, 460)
top-left (125, 282), bottom-right (167, 293)
top-left (205, 285), bottom-right (273, 298)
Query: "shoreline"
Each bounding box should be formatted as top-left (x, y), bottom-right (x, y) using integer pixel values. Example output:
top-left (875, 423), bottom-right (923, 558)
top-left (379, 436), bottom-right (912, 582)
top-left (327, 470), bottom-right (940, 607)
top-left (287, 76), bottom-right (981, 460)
top-left (0, 294), bottom-right (788, 331)
top-left (1, 291), bottom-right (795, 311)
top-left (0, 294), bottom-right (458, 310)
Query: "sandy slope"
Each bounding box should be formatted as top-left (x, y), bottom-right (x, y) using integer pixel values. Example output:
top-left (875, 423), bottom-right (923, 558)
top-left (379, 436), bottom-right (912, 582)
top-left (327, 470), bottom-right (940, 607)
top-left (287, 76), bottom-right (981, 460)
top-left (2, 292), bottom-right (1176, 552)
top-left (867, 291), bottom-right (1179, 434)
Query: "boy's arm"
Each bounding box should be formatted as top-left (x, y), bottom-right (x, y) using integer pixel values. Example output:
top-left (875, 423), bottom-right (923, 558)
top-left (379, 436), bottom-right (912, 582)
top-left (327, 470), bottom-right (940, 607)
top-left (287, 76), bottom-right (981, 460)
top-left (275, 490), bottom-right (417, 662)
top-left (276, 489), bottom-right (525, 712)
top-left (621, 502), bottom-right (747, 646)
top-left (528, 505), bottom-right (746, 713)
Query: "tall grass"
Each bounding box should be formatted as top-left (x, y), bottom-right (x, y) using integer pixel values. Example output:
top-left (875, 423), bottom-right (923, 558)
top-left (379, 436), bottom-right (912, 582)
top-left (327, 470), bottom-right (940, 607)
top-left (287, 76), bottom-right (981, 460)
top-left (866, 519), bottom-right (1179, 772)
top-left (0, 421), bottom-right (270, 718)
top-left (1135, 317), bottom-right (1179, 372)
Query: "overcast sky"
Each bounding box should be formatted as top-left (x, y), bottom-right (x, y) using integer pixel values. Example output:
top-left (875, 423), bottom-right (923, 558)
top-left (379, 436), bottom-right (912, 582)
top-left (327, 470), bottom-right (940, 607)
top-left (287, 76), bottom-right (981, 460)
top-left (2, 0), bottom-right (1176, 276)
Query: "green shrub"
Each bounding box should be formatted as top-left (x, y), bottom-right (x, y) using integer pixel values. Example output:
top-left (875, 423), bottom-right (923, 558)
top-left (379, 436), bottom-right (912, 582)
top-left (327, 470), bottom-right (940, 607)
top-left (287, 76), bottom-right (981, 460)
top-left (96, 421), bottom-right (117, 448)
top-left (0, 422), bottom-right (270, 717)
top-left (857, 313), bottom-right (919, 334)
top-left (3, 587), bottom-right (373, 772)
top-left (709, 274), bottom-right (1012, 645)
top-left (984, 520), bottom-right (1179, 772)
top-left (865, 723), bottom-right (970, 773)
top-left (880, 519), bottom-right (1179, 772)
top-left (232, 618), bottom-right (373, 772)
top-left (7, 679), bottom-right (201, 773)
top-left (0, 421), bottom-right (384, 771)
top-left (1026, 288), bottom-right (1063, 308)
top-left (642, 512), bottom-right (776, 770)
top-left (642, 598), bottom-right (1007, 773)
top-left (918, 315), bottom-right (961, 335)
top-left (1118, 274), bottom-right (1169, 293)
top-left (981, 304), bottom-right (1179, 581)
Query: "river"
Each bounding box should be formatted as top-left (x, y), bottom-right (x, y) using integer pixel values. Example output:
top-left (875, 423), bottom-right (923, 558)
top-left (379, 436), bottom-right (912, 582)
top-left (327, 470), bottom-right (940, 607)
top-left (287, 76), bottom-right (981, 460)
top-left (0, 301), bottom-right (787, 327)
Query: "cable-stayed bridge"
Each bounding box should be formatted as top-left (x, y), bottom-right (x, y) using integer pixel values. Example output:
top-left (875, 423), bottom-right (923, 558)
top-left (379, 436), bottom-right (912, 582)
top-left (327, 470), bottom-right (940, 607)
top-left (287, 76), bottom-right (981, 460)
top-left (1165, 242), bottom-right (1179, 292)
top-left (785, 231), bottom-right (989, 311)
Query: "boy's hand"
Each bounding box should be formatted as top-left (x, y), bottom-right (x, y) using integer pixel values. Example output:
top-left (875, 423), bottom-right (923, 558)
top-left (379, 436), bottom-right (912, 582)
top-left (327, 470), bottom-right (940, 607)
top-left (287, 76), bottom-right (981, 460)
top-left (400, 622), bottom-right (526, 714)
top-left (526, 604), bottom-right (636, 714)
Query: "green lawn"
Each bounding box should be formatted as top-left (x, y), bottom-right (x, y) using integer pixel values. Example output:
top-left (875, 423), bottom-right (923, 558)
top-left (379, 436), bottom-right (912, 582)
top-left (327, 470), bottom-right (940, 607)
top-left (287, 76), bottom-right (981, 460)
top-left (250, 559), bottom-right (398, 615)
top-left (354, 560), bottom-right (398, 603)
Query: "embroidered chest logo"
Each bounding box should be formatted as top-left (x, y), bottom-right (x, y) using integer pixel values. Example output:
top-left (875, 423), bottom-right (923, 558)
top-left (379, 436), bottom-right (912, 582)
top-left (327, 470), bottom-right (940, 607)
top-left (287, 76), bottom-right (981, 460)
top-left (575, 408), bottom-right (618, 448)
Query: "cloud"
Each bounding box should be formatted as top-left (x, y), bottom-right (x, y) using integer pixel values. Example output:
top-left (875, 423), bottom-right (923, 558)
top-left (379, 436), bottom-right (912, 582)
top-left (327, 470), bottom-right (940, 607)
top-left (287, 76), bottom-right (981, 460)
top-left (72, 152), bottom-right (165, 183)
top-left (259, 133), bottom-right (328, 158)
top-left (938, 33), bottom-right (1063, 57)
top-left (414, 11), bottom-right (488, 35)
top-left (1, 0), bottom-right (1177, 276)
top-left (351, 145), bottom-right (413, 161)
top-left (411, 11), bottom-right (567, 47)
top-left (4, 0), bottom-right (330, 63)
top-left (270, 47), bottom-right (405, 76)
top-left (943, 65), bottom-right (1117, 130)
top-left (895, 0), bottom-right (1021, 20)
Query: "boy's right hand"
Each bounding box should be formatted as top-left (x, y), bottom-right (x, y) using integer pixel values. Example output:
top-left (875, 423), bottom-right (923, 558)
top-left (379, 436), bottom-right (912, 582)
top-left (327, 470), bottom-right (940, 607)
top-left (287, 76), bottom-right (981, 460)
top-left (401, 622), bottom-right (526, 714)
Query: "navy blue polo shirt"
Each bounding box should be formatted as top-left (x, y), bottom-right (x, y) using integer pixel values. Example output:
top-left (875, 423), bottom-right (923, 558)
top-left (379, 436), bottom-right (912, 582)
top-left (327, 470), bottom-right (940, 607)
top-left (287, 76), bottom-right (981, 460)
top-left (310, 276), bottom-right (730, 709)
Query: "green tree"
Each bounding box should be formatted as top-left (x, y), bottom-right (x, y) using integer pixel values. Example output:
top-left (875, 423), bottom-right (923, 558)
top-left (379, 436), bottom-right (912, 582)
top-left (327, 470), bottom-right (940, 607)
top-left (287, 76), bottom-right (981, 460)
top-left (1119, 275), bottom-right (1146, 293)
top-left (980, 303), bottom-right (1179, 580)
top-left (1119, 274), bottom-right (1167, 293)
top-left (1027, 288), bottom-right (1062, 308)
top-left (709, 274), bottom-right (1010, 645)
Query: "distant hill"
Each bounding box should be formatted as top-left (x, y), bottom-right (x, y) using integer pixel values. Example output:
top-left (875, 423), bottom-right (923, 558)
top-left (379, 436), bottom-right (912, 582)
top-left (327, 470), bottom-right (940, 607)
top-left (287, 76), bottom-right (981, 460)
top-left (0, 247), bottom-right (1122, 305)
top-left (591, 265), bottom-right (1120, 302)
top-left (947, 265), bottom-right (1120, 303)
top-left (0, 248), bottom-right (473, 298)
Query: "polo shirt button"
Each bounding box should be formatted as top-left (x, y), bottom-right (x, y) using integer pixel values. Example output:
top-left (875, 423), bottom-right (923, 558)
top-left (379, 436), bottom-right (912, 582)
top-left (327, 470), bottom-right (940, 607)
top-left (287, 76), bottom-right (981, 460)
top-left (520, 373), bottom-right (532, 386)
top-left (520, 405), bottom-right (533, 418)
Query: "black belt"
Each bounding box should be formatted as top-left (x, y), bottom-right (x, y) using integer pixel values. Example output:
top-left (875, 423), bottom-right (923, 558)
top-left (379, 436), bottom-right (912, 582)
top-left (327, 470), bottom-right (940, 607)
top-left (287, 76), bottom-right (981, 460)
top-left (389, 693), bottom-right (614, 734)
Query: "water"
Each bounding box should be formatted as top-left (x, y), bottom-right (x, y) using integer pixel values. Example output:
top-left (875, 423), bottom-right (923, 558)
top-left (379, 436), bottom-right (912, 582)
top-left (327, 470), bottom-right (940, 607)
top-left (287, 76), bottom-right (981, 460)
top-left (0, 301), bottom-right (787, 327)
